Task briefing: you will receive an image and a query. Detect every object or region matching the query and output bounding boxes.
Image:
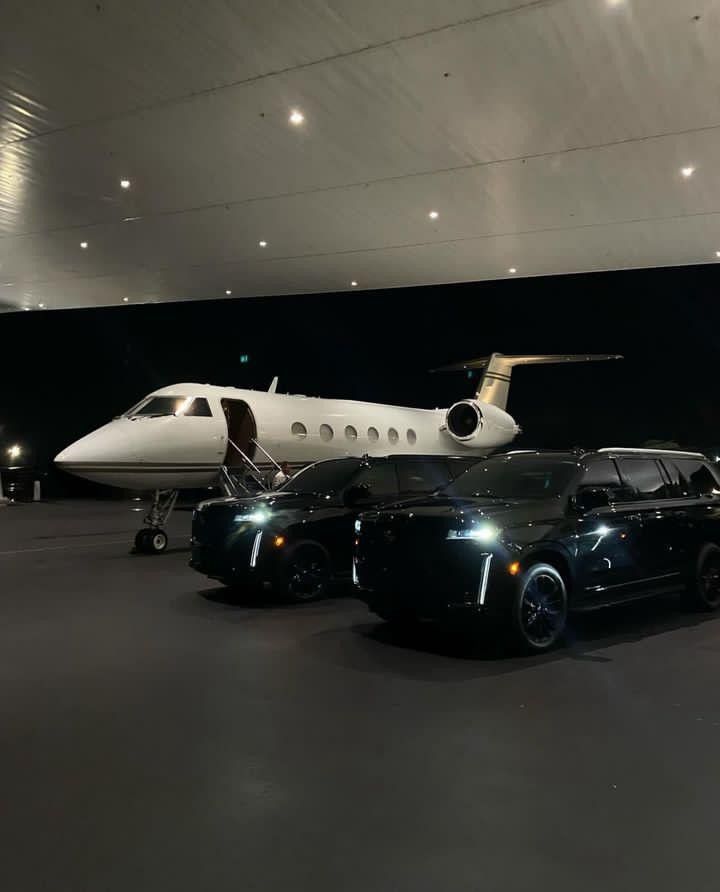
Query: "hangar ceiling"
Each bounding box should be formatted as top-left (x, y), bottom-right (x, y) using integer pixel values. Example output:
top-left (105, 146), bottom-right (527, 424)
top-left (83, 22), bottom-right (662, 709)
top-left (1, 0), bottom-right (719, 312)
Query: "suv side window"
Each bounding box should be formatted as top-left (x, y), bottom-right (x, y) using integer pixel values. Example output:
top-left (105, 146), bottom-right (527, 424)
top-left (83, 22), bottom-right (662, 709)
top-left (616, 458), bottom-right (669, 500)
top-left (398, 461), bottom-right (452, 494)
top-left (352, 463), bottom-right (399, 500)
top-left (579, 458), bottom-right (622, 490)
top-left (666, 459), bottom-right (719, 497)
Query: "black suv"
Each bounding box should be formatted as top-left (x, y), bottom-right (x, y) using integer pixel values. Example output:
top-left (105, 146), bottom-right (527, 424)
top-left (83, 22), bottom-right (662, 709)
top-left (353, 449), bottom-right (720, 651)
top-left (190, 454), bottom-right (481, 600)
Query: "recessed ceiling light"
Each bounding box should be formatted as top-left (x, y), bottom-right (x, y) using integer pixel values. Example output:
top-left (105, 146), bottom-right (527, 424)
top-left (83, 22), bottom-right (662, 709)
top-left (122, 297), bottom-right (129, 302)
top-left (225, 289), bottom-right (232, 295)
top-left (23, 306), bottom-right (30, 311)
top-left (508, 267), bottom-right (517, 274)
top-left (681, 166), bottom-right (695, 178)
top-left (289, 109), bottom-right (305, 126)
top-left (80, 241), bottom-right (88, 249)
top-left (351, 280), bottom-right (358, 287)
top-left (428, 210), bottom-right (439, 220)
top-left (38, 302), bottom-right (45, 308)
top-left (120, 179), bottom-right (131, 189)
top-left (258, 240), bottom-right (267, 247)
top-left (606, 0), bottom-right (625, 6)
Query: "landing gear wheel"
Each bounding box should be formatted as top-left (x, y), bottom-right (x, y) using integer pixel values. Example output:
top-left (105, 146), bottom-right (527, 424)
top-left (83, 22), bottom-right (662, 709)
top-left (284, 547), bottom-right (330, 602)
top-left (511, 563), bottom-right (568, 653)
top-left (134, 528), bottom-right (168, 555)
top-left (687, 544), bottom-right (720, 611)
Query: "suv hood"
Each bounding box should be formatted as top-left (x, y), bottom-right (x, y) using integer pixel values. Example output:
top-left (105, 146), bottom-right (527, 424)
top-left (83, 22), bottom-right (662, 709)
top-left (198, 489), bottom-right (337, 515)
top-left (364, 494), bottom-right (564, 531)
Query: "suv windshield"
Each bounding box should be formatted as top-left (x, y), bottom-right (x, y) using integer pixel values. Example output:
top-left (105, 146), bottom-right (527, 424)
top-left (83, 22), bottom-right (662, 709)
top-left (443, 456), bottom-right (578, 500)
top-left (283, 459), bottom-right (363, 494)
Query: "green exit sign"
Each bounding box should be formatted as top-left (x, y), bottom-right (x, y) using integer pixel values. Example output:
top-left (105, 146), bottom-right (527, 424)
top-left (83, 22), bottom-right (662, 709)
top-left (240, 354), bottom-right (249, 364)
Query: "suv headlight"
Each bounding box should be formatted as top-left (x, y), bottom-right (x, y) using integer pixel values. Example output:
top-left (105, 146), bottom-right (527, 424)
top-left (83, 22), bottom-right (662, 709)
top-left (234, 510), bottom-right (270, 524)
top-left (446, 522), bottom-right (499, 544)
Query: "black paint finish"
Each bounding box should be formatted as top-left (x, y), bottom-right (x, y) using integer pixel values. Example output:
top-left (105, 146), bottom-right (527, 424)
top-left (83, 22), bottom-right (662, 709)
top-left (190, 455), bottom-right (480, 594)
top-left (355, 450), bottom-right (720, 632)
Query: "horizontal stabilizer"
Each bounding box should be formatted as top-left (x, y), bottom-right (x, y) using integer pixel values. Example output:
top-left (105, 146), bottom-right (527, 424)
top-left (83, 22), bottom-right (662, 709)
top-left (431, 353), bottom-right (622, 410)
top-left (431, 353), bottom-right (623, 373)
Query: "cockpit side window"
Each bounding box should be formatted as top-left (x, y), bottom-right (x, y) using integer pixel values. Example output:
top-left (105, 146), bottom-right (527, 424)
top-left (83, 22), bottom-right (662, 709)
top-left (183, 398), bottom-right (212, 417)
top-left (125, 396), bottom-right (213, 417)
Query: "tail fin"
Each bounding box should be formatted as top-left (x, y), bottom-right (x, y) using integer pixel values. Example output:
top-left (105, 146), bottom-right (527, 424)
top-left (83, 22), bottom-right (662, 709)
top-left (432, 353), bottom-right (622, 411)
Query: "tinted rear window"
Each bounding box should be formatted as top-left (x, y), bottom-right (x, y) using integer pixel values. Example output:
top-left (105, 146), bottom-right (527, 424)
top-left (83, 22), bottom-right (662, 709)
top-left (616, 458), bottom-right (668, 500)
top-left (579, 458), bottom-right (622, 490)
top-left (665, 459), bottom-right (719, 497)
top-left (397, 461), bottom-right (452, 493)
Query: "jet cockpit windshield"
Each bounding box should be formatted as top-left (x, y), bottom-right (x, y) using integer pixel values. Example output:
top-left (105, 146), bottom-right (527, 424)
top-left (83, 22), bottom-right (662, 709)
top-left (124, 396), bottom-right (213, 418)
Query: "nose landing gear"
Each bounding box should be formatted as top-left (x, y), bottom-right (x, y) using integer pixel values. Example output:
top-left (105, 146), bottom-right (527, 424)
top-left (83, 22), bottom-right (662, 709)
top-left (133, 489), bottom-right (178, 555)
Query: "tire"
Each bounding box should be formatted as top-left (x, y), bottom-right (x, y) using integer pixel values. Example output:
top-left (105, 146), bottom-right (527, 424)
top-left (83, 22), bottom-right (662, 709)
top-left (283, 546), bottom-right (330, 602)
top-left (134, 528), bottom-right (168, 555)
top-left (686, 544), bottom-right (720, 611)
top-left (510, 563), bottom-right (568, 653)
top-left (134, 529), bottom-right (151, 553)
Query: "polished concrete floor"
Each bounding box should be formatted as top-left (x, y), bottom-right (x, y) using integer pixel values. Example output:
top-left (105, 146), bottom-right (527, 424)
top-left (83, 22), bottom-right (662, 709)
top-left (2, 500), bottom-right (720, 891)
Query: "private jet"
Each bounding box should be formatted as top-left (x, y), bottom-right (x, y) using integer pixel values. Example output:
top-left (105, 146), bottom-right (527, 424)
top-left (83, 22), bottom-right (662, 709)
top-left (55, 353), bottom-right (620, 553)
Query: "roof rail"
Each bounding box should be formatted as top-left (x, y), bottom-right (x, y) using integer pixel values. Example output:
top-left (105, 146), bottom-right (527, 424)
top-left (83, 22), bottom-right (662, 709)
top-left (597, 447), bottom-right (705, 459)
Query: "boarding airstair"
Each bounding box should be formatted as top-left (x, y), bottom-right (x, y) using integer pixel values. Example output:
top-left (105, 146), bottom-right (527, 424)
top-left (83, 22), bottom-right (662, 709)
top-left (218, 437), bottom-right (283, 497)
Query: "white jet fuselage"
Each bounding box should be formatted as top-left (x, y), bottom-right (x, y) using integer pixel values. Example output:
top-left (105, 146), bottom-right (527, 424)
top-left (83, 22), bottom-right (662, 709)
top-left (55, 382), bottom-right (519, 490)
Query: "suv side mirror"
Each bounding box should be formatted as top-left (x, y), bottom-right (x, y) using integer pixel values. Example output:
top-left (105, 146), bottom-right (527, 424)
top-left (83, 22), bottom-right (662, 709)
top-left (573, 487), bottom-right (611, 514)
top-left (344, 483), bottom-right (372, 508)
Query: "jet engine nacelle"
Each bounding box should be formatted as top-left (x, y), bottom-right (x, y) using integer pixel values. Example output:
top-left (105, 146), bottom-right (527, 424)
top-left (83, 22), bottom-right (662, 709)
top-left (444, 400), bottom-right (518, 449)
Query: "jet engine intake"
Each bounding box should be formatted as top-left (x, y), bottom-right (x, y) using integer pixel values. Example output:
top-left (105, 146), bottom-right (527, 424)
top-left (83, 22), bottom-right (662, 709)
top-left (445, 400), bottom-right (518, 448)
top-left (446, 401), bottom-right (483, 441)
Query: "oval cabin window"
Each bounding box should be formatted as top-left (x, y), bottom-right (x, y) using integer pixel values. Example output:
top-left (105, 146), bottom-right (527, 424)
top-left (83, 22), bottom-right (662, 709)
top-left (345, 425), bottom-right (358, 441)
top-left (388, 427), bottom-right (399, 444)
top-left (368, 427), bottom-right (379, 442)
top-left (407, 429), bottom-right (417, 445)
top-left (291, 422), bottom-right (307, 439)
top-left (320, 423), bottom-right (334, 442)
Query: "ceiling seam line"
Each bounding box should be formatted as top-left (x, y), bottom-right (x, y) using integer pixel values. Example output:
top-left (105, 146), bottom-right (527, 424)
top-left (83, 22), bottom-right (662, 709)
top-left (9, 206), bottom-right (720, 288)
top-left (0, 0), bottom-right (559, 148)
top-left (3, 116), bottom-right (720, 242)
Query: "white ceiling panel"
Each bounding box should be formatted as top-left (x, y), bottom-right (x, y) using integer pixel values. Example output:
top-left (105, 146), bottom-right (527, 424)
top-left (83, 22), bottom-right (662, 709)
top-left (2, 0), bottom-right (720, 311)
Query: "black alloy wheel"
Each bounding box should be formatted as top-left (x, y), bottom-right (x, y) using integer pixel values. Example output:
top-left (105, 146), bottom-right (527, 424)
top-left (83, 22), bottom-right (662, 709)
top-left (513, 563), bottom-right (568, 652)
top-left (285, 547), bottom-right (330, 602)
top-left (689, 544), bottom-right (720, 611)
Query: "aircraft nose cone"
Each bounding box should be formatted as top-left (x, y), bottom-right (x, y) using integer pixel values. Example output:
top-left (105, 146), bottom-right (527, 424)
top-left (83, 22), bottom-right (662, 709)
top-left (54, 422), bottom-right (138, 470)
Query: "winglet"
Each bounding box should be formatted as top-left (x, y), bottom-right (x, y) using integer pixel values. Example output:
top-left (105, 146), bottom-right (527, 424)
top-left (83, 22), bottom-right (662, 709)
top-left (268, 376), bottom-right (279, 394)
